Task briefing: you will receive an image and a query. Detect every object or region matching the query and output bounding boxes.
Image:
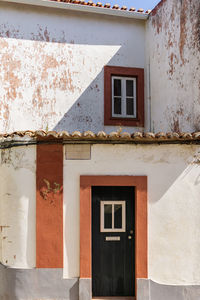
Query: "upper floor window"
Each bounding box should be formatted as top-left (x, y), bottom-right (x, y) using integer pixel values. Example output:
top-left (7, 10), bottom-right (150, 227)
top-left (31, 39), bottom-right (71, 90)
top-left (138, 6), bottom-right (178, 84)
top-left (104, 66), bottom-right (144, 127)
top-left (112, 76), bottom-right (137, 118)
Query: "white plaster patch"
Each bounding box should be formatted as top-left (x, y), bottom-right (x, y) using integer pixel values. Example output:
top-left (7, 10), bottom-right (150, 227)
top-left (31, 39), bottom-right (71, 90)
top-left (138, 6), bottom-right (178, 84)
top-left (0, 146), bottom-right (36, 268)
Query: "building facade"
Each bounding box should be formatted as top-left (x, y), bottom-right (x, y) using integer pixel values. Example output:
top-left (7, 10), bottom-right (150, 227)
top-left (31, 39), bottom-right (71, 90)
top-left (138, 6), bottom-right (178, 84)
top-left (0, 0), bottom-right (200, 299)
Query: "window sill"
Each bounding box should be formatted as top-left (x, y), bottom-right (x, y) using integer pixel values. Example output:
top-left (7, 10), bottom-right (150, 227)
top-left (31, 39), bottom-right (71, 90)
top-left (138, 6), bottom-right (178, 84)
top-left (104, 117), bottom-right (144, 127)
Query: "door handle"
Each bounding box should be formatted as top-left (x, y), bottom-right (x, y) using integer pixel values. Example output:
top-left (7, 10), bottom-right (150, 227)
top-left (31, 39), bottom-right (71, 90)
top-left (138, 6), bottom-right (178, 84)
top-left (128, 235), bottom-right (132, 240)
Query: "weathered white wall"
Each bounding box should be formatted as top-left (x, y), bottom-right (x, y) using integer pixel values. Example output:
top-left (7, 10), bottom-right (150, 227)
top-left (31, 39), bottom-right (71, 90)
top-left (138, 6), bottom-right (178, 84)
top-left (0, 146), bottom-right (36, 268)
top-left (63, 143), bottom-right (200, 285)
top-left (0, 1), bottom-right (146, 133)
top-left (147, 0), bottom-right (200, 132)
top-left (1, 0), bottom-right (199, 135)
top-left (1, 141), bottom-right (200, 285)
top-left (0, 151), bottom-right (2, 263)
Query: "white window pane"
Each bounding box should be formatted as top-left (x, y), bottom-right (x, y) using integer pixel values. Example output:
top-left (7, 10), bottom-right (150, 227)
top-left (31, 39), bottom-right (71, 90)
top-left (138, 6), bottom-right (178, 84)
top-left (104, 204), bottom-right (112, 229)
top-left (114, 204), bottom-right (122, 229)
top-left (126, 80), bottom-right (133, 97)
top-left (114, 79), bottom-right (121, 96)
top-left (114, 97), bottom-right (122, 115)
top-left (126, 98), bottom-right (134, 115)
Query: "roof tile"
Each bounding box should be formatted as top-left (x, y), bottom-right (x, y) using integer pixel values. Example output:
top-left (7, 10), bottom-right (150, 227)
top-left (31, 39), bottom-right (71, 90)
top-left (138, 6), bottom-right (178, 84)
top-left (49, 0), bottom-right (149, 13)
top-left (112, 4), bottom-right (119, 9)
top-left (97, 131), bottom-right (107, 138)
top-left (1, 131), bottom-right (200, 146)
top-left (104, 3), bottom-right (111, 8)
top-left (83, 130), bottom-right (96, 138)
top-left (121, 6), bottom-right (127, 10)
top-left (96, 1), bottom-right (102, 6)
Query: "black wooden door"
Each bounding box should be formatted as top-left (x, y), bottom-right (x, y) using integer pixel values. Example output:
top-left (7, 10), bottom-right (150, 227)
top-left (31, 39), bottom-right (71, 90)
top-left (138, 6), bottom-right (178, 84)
top-left (92, 186), bottom-right (135, 297)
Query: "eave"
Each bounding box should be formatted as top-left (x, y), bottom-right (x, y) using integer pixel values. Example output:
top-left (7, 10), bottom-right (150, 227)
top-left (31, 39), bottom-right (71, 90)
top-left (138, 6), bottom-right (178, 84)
top-left (1, 0), bottom-right (149, 20)
top-left (1, 131), bottom-right (200, 149)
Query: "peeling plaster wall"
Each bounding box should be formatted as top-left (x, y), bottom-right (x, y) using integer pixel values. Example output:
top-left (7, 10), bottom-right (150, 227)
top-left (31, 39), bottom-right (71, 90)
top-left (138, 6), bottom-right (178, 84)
top-left (0, 150), bottom-right (2, 263)
top-left (1, 142), bottom-right (200, 285)
top-left (64, 143), bottom-right (200, 285)
top-left (0, 2), bottom-right (146, 133)
top-left (147, 0), bottom-right (200, 132)
top-left (0, 146), bottom-right (36, 268)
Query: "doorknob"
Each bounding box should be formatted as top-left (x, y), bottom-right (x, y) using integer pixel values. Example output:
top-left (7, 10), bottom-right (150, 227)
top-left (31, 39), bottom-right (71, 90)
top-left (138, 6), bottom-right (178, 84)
top-left (130, 230), bottom-right (133, 234)
top-left (128, 235), bottom-right (132, 240)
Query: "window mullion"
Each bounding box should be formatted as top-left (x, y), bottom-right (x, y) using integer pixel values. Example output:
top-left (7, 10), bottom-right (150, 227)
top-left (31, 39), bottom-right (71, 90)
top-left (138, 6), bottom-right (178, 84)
top-left (112, 204), bottom-right (114, 229)
top-left (134, 78), bottom-right (136, 118)
top-left (112, 77), bottom-right (114, 117)
top-left (122, 79), bottom-right (126, 117)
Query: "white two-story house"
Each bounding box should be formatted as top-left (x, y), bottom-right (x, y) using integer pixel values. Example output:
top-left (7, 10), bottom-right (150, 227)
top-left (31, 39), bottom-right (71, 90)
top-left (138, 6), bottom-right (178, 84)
top-left (0, 0), bottom-right (200, 299)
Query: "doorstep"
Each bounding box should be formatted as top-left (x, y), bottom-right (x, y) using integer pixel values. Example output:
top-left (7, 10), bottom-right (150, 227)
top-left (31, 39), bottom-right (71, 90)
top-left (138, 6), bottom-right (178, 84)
top-left (92, 297), bottom-right (135, 300)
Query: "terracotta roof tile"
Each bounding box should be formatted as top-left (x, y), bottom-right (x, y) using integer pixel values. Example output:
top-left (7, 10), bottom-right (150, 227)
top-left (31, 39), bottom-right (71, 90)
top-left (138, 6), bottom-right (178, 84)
top-left (49, 0), bottom-right (149, 14)
top-left (104, 3), bottom-right (111, 8)
top-left (79, 0), bottom-right (88, 5)
top-left (1, 131), bottom-right (200, 147)
top-left (97, 131), bottom-right (107, 138)
top-left (96, 2), bottom-right (103, 7)
top-left (121, 6), bottom-right (127, 11)
top-left (112, 4), bottom-right (120, 9)
top-left (83, 130), bottom-right (96, 138)
top-left (72, 0), bottom-right (80, 4)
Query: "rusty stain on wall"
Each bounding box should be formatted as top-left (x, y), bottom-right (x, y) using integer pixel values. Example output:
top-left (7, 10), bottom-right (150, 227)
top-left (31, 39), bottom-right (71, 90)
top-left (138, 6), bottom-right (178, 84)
top-left (0, 226), bottom-right (10, 232)
top-left (164, 105), bottom-right (186, 133)
top-left (0, 1), bottom-right (144, 133)
top-left (41, 55), bottom-right (59, 80)
top-left (150, 0), bottom-right (168, 17)
top-left (179, 0), bottom-right (188, 64)
top-left (171, 116), bottom-right (180, 133)
top-left (0, 29), bottom-right (83, 130)
top-left (0, 18), bottom-right (90, 132)
top-left (168, 53), bottom-right (178, 77)
top-left (148, 0), bottom-right (200, 132)
top-left (150, 0), bottom-right (200, 64)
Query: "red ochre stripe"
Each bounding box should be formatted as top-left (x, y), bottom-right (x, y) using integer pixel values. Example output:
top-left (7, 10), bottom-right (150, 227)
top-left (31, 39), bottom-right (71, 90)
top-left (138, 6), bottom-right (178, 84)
top-left (36, 144), bottom-right (63, 268)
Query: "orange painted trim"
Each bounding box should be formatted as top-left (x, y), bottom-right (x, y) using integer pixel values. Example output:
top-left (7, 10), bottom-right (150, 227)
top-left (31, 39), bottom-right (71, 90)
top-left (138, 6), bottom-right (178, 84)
top-left (36, 144), bottom-right (63, 268)
top-left (80, 176), bottom-right (148, 281)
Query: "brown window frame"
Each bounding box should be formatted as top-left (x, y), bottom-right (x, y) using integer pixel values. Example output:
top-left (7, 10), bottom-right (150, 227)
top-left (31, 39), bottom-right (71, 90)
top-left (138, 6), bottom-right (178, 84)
top-left (104, 66), bottom-right (144, 127)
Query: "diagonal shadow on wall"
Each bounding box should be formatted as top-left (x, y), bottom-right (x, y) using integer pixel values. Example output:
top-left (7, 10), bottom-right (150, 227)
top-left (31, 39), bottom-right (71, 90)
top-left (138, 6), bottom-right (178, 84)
top-left (0, 1), bottom-right (146, 133)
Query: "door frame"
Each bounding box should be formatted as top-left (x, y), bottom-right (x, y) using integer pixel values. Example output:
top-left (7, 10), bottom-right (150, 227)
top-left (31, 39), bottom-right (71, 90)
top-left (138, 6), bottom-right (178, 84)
top-left (80, 176), bottom-right (148, 299)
